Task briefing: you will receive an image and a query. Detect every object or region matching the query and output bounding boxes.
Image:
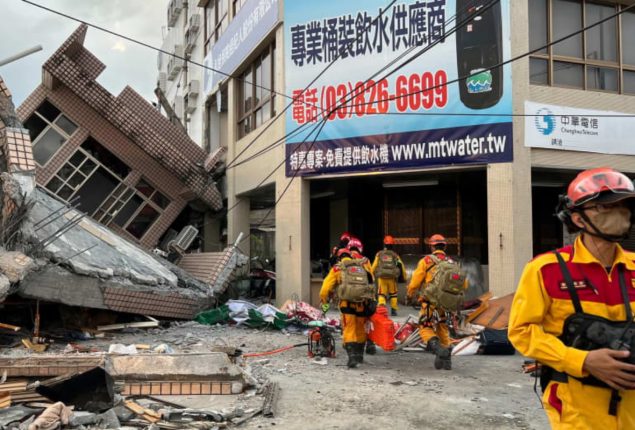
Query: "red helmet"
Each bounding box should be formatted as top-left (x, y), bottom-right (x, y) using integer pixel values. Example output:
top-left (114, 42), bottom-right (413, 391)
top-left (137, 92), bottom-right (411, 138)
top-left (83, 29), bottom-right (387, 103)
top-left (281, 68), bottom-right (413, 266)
top-left (347, 237), bottom-right (363, 254)
top-left (565, 167), bottom-right (635, 209)
top-left (384, 235), bottom-right (395, 245)
top-left (337, 248), bottom-right (351, 258)
top-left (339, 232), bottom-right (351, 242)
top-left (428, 234), bottom-right (447, 246)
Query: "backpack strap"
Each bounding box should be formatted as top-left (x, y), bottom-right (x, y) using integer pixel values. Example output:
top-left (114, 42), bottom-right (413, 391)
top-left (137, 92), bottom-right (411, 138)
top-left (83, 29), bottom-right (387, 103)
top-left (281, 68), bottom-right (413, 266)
top-left (552, 251), bottom-right (584, 314)
top-left (618, 266), bottom-right (633, 321)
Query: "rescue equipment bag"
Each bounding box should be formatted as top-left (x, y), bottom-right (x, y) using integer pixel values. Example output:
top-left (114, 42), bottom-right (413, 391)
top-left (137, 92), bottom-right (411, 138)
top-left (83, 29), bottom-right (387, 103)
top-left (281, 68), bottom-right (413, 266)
top-left (374, 250), bottom-right (400, 279)
top-left (540, 250), bottom-right (635, 416)
top-left (478, 328), bottom-right (516, 355)
top-left (337, 259), bottom-right (374, 302)
top-left (422, 255), bottom-right (466, 312)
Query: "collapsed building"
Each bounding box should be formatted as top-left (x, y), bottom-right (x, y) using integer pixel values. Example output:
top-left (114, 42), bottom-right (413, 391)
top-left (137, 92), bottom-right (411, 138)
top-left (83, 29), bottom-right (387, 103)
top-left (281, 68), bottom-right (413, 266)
top-left (0, 25), bottom-right (246, 321)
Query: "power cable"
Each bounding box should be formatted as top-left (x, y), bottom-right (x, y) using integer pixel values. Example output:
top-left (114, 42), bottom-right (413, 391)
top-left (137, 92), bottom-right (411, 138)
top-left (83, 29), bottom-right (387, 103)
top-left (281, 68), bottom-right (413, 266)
top-left (230, 1), bottom-right (635, 248)
top-left (230, 1), bottom-right (634, 167)
top-left (225, 0), bottom-right (487, 170)
top-left (228, 0), bottom-right (501, 169)
top-left (224, 0), bottom-right (400, 169)
top-left (21, 0), bottom-right (297, 104)
top-left (229, 2), bottom-right (500, 246)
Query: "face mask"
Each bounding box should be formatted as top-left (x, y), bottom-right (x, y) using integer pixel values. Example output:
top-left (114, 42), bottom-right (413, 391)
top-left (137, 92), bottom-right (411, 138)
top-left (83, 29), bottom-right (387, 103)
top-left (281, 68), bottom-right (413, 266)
top-left (587, 207), bottom-right (632, 238)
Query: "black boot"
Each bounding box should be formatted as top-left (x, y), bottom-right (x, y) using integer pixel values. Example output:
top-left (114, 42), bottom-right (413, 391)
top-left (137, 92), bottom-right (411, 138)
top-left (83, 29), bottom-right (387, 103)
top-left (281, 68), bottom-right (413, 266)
top-left (365, 340), bottom-right (376, 355)
top-left (391, 308), bottom-right (398, 317)
top-left (355, 342), bottom-right (365, 364)
top-left (345, 343), bottom-right (358, 368)
top-left (428, 337), bottom-right (451, 370)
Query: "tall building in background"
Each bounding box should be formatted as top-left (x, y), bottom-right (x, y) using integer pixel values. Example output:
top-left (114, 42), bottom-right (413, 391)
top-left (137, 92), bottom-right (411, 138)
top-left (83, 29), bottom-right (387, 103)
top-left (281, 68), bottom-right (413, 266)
top-left (159, 0), bottom-right (635, 306)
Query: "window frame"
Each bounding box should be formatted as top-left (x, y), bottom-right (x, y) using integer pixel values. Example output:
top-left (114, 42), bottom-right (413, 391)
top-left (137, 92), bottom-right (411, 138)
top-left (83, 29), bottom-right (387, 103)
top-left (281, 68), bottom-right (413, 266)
top-left (45, 143), bottom-right (170, 241)
top-left (203, 0), bottom-right (229, 53)
top-left (529, 0), bottom-right (634, 95)
top-left (237, 42), bottom-right (276, 138)
top-left (25, 100), bottom-right (78, 166)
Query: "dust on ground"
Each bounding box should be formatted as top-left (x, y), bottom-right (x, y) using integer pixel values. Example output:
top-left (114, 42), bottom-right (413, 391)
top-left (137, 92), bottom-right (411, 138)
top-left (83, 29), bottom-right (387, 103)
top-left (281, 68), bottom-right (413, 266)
top-left (49, 311), bottom-right (549, 430)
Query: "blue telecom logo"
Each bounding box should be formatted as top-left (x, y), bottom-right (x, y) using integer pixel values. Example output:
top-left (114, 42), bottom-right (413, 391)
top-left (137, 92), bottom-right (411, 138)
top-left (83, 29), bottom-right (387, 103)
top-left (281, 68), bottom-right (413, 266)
top-left (535, 107), bottom-right (555, 136)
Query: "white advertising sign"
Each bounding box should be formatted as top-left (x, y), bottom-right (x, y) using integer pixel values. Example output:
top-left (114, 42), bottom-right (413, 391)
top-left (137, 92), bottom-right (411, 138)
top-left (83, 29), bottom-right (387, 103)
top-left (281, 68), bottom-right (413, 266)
top-left (525, 101), bottom-right (635, 155)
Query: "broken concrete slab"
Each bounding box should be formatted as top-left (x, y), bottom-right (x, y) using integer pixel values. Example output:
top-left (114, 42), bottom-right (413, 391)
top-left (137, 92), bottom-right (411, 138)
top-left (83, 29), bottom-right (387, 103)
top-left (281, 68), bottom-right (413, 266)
top-left (0, 273), bottom-right (8, 302)
top-left (105, 353), bottom-right (248, 394)
top-left (0, 355), bottom-right (105, 378)
top-left (0, 406), bottom-right (43, 428)
top-left (0, 251), bottom-right (35, 283)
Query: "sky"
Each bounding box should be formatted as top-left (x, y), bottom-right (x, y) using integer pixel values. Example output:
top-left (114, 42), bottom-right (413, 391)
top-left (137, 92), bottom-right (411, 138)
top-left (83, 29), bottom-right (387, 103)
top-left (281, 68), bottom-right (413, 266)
top-left (0, 0), bottom-right (170, 106)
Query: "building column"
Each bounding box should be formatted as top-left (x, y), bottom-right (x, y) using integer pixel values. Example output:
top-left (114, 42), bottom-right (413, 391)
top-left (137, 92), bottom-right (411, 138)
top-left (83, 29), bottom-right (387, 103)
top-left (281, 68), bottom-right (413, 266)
top-left (226, 77), bottom-right (250, 257)
top-left (275, 176), bottom-right (311, 304)
top-left (485, 0), bottom-right (533, 297)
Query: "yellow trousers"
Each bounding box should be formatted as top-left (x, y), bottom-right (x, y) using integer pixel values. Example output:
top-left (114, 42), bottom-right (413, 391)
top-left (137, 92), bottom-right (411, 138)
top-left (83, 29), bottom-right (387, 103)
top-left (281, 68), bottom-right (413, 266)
top-left (417, 302), bottom-right (450, 347)
top-left (543, 379), bottom-right (635, 429)
top-left (377, 278), bottom-right (399, 310)
top-left (339, 300), bottom-right (368, 344)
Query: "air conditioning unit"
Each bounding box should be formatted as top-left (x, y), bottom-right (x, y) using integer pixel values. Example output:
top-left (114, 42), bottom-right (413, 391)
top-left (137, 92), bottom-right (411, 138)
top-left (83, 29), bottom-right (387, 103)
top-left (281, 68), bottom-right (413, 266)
top-left (158, 72), bottom-right (167, 92)
top-left (188, 79), bottom-right (200, 98)
top-left (167, 45), bottom-right (185, 79)
top-left (189, 13), bottom-right (201, 33)
top-left (168, 225), bottom-right (199, 253)
top-left (167, 0), bottom-right (183, 27)
top-left (174, 96), bottom-right (185, 119)
top-left (185, 95), bottom-right (197, 114)
top-left (185, 28), bottom-right (196, 54)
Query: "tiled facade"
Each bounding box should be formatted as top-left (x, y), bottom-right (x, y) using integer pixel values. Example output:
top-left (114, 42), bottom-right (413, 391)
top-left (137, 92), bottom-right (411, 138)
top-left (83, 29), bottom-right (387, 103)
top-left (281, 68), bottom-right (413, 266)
top-left (17, 25), bottom-right (224, 248)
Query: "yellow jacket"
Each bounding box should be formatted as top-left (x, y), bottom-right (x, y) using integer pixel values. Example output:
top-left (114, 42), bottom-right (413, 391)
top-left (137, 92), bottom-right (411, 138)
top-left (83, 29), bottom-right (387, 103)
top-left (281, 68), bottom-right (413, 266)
top-left (508, 236), bottom-right (635, 379)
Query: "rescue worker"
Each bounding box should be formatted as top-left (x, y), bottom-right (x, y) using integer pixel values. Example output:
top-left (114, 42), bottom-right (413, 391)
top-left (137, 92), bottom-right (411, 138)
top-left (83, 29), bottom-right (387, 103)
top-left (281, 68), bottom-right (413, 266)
top-left (508, 167), bottom-right (635, 429)
top-left (320, 247), bottom-right (375, 368)
top-left (372, 235), bottom-right (406, 316)
top-left (329, 232), bottom-right (351, 267)
top-left (347, 237), bottom-right (377, 355)
top-left (407, 234), bottom-right (466, 370)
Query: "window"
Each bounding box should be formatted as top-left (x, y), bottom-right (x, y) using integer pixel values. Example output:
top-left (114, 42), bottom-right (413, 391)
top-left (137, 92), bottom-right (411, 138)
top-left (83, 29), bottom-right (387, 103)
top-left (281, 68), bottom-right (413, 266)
top-left (238, 43), bottom-right (276, 138)
top-left (24, 100), bottom-right (78, 165)
top-left (44, 140), bottom-right (169, 241)
top-left (232, 0), bottom-right (247, 17)
top-left (203, 0), bottom-right (229, 52)
top-left (96, 178), bottom-right (169, 239)
top-left (529, 1), bottom-right (634, 94)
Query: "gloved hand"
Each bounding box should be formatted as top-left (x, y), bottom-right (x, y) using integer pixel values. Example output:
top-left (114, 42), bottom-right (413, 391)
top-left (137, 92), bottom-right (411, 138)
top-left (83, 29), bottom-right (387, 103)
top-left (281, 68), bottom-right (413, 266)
top-left (321, 303), bottom-right (330, 314)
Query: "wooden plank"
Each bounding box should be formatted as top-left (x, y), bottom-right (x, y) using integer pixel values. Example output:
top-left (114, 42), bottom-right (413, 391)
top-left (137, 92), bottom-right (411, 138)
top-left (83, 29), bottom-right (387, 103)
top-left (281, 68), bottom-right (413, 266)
top-left (0, 323), bottom-right (20, 332)
top-left (0, 392), bottom-right (10, 409)
top-left (470, 293), bottom-right (514, 330)
top-left (97, 316), bottom-right (159, 331)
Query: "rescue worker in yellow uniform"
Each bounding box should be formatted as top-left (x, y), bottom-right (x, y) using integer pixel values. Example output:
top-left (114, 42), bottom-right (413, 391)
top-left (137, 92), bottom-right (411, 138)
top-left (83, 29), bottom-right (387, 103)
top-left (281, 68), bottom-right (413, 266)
top-left (372, 235), bottom-right (406, 316)
top-left (347, 237), bottom-right (378, 355)
top-left (508, 168), bottom-right (635, 429)
top-left (320, 247), bottom-right (375, 368)
top-left (407, 234), bottom-right (466, 370)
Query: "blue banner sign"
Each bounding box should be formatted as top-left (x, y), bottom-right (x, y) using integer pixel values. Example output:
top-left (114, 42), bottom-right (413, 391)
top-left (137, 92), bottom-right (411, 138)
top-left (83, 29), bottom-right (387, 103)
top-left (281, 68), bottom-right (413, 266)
top-left (204, 0), bottom-right (279, 94)
top-left (284, 0), bottom-right (513, 176)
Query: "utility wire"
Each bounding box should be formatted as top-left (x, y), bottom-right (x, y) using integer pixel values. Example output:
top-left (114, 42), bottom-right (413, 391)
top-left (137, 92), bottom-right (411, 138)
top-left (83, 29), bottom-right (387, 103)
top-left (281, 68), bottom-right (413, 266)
top-left (228, 0), bottom-right (501, 170)
top-left (224, 0), bottom-right (399, 169)
top-left (225, 0), bottom-right (488, 170)
top-left (22, 0), bottom-right (295, 104)
top-left (228, 0), bottom-right (494, 170)
top-left (220, 0), bottom-right (485, 221)
top-left (229, 1), bottom-right (499, 246)
top-left (229, 1), bottom-right (635, 248)
top-left (230, 1), bottom-right (634, 168)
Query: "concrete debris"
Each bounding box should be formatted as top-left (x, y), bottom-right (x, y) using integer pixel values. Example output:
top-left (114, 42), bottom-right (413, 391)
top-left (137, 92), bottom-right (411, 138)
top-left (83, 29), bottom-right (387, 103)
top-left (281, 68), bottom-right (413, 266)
top-left (0, 252), bottom-right (35, 283)
top-left (0, 273), bottom-right (9, 302)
